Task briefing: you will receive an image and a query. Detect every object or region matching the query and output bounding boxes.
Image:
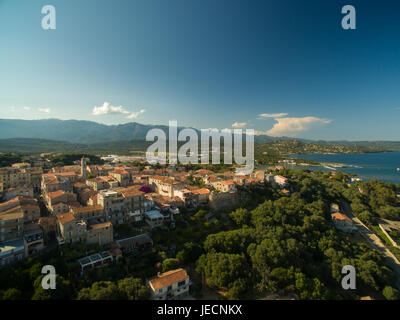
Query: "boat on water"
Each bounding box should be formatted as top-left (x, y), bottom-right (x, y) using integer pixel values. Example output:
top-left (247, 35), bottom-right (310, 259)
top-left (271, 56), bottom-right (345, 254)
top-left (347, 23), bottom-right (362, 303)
top-left (397, 168), bottom-right (400, 171)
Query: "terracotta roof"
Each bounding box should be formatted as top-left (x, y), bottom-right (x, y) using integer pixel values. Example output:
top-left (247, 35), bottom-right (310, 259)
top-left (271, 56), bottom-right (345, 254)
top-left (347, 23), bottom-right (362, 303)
top-left (110, 169), bottom-right (129, 175)
top-left (216, 179), bottom-right (235, 185)
top-left (149, 268), bottom-right (189, 291)
top-left (89, 221), bottom-right (112, 230)
top-left (71, 204), bottom-right (103, 214)
top-left (150, 176), bottom-right (181, 185)
top-left (192, 188), bottom-right (211, 195)
top-left (331, 212), bottom-right (352, 221)
top-left (57, 212), bottom-right (75, 224)
top-left (48, 190), bottom-right (66, 199)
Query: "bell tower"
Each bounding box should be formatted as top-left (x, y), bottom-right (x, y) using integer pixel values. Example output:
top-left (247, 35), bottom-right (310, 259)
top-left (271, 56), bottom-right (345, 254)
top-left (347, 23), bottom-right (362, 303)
top-left (81, 156), bottom-right (87, 180)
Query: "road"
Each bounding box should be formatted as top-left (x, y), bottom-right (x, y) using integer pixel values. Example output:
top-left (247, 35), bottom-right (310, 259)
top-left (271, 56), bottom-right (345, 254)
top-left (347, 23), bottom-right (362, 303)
top-left (341, 201), bottom-right (400, 289)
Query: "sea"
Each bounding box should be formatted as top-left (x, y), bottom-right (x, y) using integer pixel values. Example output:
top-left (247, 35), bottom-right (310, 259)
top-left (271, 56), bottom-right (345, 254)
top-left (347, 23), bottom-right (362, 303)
top-left (283, 152), bottom-right (400, 185)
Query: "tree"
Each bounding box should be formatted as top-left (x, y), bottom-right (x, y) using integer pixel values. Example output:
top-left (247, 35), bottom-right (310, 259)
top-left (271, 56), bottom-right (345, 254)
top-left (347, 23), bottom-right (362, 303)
top-left (196, 253), bottom-right (249, 290)
top-left (2, 288), bottom-right (23, 300)
top-left (31, 275), bottom-right (72, 300)
top-left (162, 258), bottom-right (180, 272)
top-left (176, 242), bottom-right (203, 265)
top-left (382, 286), bottom-right (400, 300)
top-left (229, 208), bottom-right (250, 226)
top-left (77, 281), bottom-right (120, 300)
top-left (117, 278), bottom-right (150, 300)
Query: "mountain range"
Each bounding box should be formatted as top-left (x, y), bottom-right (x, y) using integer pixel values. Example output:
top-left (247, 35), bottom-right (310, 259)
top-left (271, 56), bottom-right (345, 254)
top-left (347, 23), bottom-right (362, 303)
top-left (0, 118), bottom-right (282, 144)
top-left (0, 119), bottom-right (399, 154)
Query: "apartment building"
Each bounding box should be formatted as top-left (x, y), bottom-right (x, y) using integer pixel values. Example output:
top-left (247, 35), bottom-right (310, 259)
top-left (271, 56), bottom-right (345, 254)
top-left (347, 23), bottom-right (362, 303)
top-left (0, 196), bottom-right (41, 223)
top-left (0, 164), bottom-right (31, 189)
top-left (0, 209), bottom-right (24, 242)
top-left (57, 212), bottom-right (113, 246)
top-left (144, 210), bottom-right (164, 229)
top-left (211, 180), bottom-right (237, 193)
top-left (149, 268), bottom-right (190, 300)
top-left (45, 190), bottom-right (78, 214)
top-left (109, 169), bottom-right (131, 187)
top-left (23, 223), bottom-right (44, 256)
top-left (97, 190), bottom-right (126, 225)
top-left (2, 186), bottom-right (34, 201)
top-left (41, 173), bottom-right (71, 193)
top-left (148, 176), bottom-right (184, 198)
top-left (71, 204), bottom-right (105, 221)
top-left (0, 238), bottom-right (26, 266)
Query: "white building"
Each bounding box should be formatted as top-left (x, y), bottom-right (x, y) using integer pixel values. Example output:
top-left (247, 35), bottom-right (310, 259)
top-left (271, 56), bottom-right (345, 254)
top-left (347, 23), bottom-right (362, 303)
top-left (149, 268), bottom-right (190, 300)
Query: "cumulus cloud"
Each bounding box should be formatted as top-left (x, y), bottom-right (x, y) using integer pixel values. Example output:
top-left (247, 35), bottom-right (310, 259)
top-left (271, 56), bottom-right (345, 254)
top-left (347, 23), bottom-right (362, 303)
top-left (126, 109), bottom-right (146, 119)
top-left (265, 116), bottom-right (332, 137)
top-left (232, 122), bottom-right (247, 128)
top-left (258, 113), bottom-right (288, 119)
top-left (92, 101), bottom-right (145, 119)
top-left (38, 107), bottom-right (51, 113)
top-left (92, 101), bottom-right (130, 116)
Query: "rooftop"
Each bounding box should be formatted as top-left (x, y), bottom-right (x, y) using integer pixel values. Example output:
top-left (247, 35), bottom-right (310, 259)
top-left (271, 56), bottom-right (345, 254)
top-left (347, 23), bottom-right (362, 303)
top-left (149, 268), bottom-right (189, 291)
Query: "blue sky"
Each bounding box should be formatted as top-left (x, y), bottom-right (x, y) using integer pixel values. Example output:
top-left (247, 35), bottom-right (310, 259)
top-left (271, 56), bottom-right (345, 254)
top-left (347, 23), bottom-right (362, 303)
top-left (0, 0), bottom-right (400, 140)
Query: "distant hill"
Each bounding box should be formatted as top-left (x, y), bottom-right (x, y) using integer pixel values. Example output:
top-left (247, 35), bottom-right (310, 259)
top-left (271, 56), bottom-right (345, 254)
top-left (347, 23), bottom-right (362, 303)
top-left (0, 119), bottom-right (399, 154)
top-left (0, 118), bottom-right (294, 144)
top-left (0, 119), bottom-right (175, 143)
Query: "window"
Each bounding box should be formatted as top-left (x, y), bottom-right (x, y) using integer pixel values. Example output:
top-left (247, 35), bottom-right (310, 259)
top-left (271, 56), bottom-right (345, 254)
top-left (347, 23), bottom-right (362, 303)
top-left (178, 280), bottom-right (186, 287)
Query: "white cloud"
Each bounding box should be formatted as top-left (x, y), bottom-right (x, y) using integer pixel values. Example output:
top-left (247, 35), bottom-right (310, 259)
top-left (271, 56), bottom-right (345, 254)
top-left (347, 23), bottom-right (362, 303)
top-left (92, 102), bottom-right (145, 119)
top-left (92, 101), bottom-right (130, 116)
top-left (38, 107), bottom-right (51, 113)
top-left (258, 113), bottom-right (288, 119)
top-left (265, 116), bottom-right (332, 137)
top-left (126, 109), bottom-right (146, 119)
top-left (23, 106), bottom-right (31, 111)
top-left (232, 122), bottom-right (247, 128)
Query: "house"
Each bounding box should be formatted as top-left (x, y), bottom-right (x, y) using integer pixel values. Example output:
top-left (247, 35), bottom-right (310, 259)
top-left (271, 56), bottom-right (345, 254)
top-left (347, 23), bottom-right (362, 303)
top-left (273, 175), bottom-right (288, 188)
top-left (23, 223), bottom-right (45, 256)
top-left (191, 188), bottom-right (210, 205)
top-left (56, 212), bottom-right (113, 246)
top-left (145, 210), bottom-right (164, 229)
top-left (148, 268), bottom-right (190, 300)
top-left (148, 176), bottom-right (185, 198)
top-left (0, 238), bottom-right (26, 266)
top-left (116, 233), bottom-right (153, 254)
top-left (109, 169), bottom-right (131, 187)
top-left (0, 196), bottom-right (40, 223)
top-left (78, 251), bottom-right (114, 274)
top-left (2, 186), bottom-right (34, 201)
top-left (211, 180), bottom-right (236, 193)
top-left (331, 213), bottom-right (357, 233)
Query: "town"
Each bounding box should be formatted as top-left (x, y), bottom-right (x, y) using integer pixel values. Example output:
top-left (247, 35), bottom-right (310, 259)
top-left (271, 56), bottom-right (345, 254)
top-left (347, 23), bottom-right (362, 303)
top-left (1, 151), bottom-right (400, 301)
top-left (0, 153), bottom-right (292, 299)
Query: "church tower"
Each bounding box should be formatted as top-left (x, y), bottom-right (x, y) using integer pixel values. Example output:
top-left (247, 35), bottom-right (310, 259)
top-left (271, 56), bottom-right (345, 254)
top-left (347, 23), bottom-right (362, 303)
top-left (81, 156), bottom-right (87, 180)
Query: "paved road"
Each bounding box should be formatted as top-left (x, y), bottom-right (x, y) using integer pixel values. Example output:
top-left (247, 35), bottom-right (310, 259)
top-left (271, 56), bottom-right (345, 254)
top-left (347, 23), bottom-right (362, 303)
top-left (341, 201), bottom-right (400, 289)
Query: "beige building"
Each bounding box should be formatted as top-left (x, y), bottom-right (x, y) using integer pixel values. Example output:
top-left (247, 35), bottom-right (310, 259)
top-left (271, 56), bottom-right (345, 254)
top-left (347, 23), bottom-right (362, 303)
top-left (109, 169), bottom-right (131, 187)
top-left (57, 212), bottom-right (113, 246)
top-left (0, 165), bottom-right (30, 189)
top-left (0, 196), bottom-right (41, 223)
top-left (0, 210), bottom-right (24, 242)
top-left (211, 180), bottom-right (237, 193)
top-left (149, 268), bottom-right (190, 300)
top-left (149, 176), bottom-right (184, 198)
